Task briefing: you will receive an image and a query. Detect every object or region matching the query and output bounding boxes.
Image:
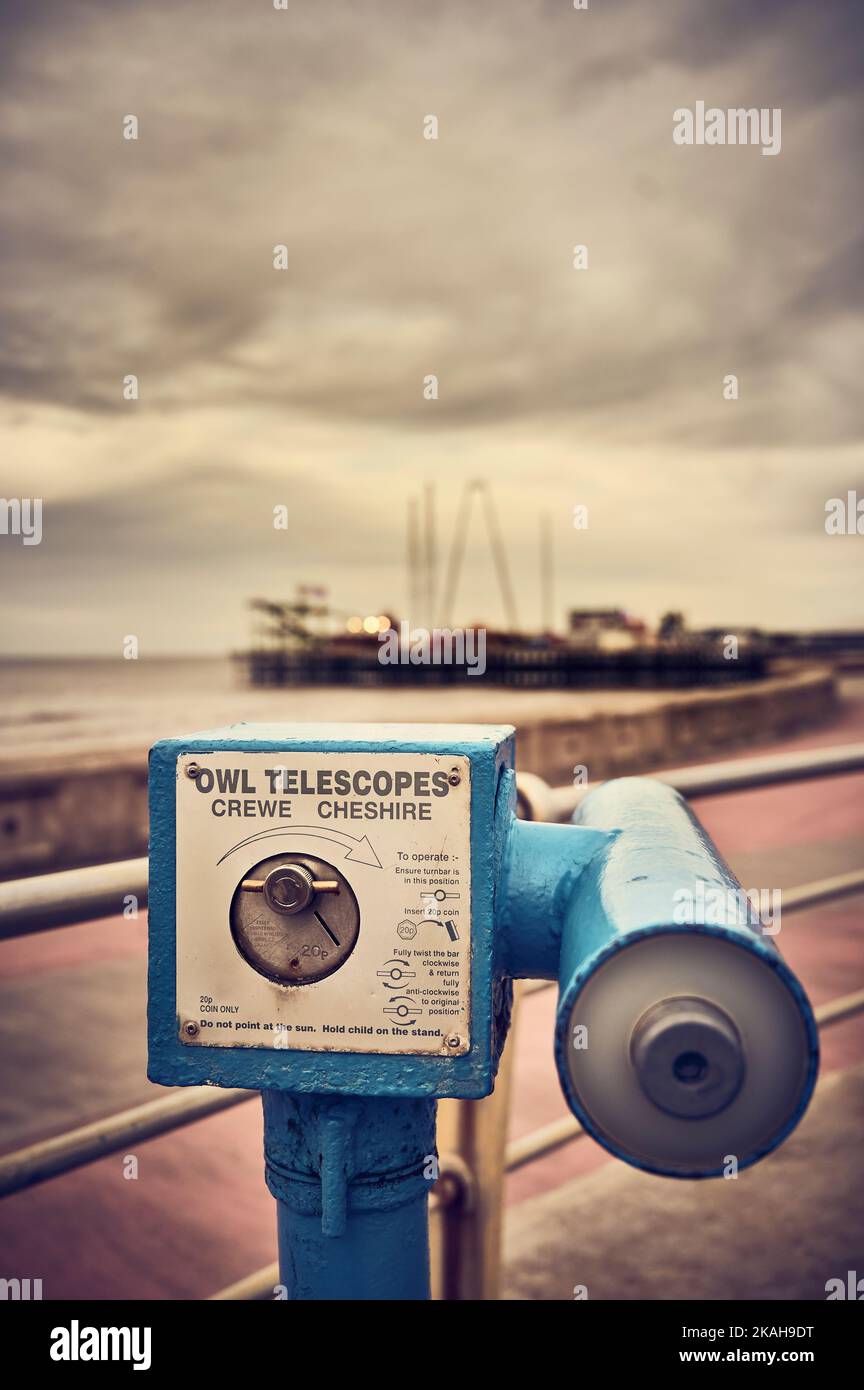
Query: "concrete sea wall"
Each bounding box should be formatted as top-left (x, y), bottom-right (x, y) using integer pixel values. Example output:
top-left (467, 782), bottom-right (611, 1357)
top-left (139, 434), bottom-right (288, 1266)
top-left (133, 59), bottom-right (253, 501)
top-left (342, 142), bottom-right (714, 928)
top-left (0, 666), bottom-right (837, 880)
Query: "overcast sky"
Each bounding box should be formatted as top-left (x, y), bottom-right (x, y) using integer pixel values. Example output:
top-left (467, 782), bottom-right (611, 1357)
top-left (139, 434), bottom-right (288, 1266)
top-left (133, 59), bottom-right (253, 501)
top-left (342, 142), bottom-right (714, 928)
top-left (1, 0), bottom-right (862, 655)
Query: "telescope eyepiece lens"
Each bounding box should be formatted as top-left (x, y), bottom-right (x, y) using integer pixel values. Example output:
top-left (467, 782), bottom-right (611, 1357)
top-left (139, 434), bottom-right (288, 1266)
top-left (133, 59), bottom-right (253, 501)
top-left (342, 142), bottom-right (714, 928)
top-left (673, 1050), bottom-right (708, 1085)
top-left (630, 996), bottom-right (745, 1120)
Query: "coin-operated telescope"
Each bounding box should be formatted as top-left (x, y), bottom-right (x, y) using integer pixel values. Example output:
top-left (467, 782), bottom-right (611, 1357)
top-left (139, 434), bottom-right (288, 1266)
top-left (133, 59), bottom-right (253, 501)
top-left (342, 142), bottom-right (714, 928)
top-left (148, 725), bottom-right (817, 1299)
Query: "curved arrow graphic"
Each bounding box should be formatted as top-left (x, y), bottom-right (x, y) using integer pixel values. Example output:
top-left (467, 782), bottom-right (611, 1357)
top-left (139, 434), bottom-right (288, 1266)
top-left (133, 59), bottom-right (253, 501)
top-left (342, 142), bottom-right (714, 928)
top-left (217, 824), bottom-right (383, 869)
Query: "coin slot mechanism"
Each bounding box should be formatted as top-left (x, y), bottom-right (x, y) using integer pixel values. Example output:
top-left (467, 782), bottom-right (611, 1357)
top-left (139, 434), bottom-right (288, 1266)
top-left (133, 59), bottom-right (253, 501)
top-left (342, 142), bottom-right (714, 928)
top-left (230, 852), bottom-right (360, 986)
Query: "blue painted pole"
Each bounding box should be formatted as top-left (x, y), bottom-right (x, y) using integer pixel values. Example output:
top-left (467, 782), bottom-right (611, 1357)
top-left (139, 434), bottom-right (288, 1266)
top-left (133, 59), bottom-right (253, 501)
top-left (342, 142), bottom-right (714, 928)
top-left (275, 1202), bottom-right (431, 1301)
top-left (263, 1092), bottom-right (437, 1300)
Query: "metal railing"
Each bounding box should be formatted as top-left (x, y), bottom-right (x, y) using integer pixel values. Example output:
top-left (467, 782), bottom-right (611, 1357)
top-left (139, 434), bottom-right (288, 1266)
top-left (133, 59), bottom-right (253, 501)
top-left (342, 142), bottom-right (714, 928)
top-left (0, 1088), bottom-right (253, 1199)
top-left (1, 741), bottom-right (863, 1301)
top-left (0, 856), bottom-right (148, 940)
top-left (516, 741), bottom-right (864, 822)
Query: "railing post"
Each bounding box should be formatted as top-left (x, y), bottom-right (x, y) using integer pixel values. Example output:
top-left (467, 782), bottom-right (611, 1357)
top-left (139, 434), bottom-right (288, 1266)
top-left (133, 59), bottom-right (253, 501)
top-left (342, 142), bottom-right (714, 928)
top-left (431, 988), bottom-right (521, 1300)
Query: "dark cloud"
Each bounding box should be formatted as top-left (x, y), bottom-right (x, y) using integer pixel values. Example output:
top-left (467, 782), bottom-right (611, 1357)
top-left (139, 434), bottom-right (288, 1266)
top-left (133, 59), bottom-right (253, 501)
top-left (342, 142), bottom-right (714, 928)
top-left (0, 0), bottom-right (862, 651)
top-left (664, 0), bottom-right (864, 99)
top-left (0, 0), bottom-right (858, 439)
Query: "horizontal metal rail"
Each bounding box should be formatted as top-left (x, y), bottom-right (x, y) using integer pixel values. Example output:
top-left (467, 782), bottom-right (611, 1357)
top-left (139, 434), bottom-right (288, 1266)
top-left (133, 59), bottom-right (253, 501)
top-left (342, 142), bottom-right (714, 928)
top-left (211, 1263), bottom-right (281, 1301)
top-left (0, 857), bottom-right (148, 940)
top-left (506, 1115), bottom-right (583, 1171)
top-left (524, 741), bottom-right (864, 823)
top-left (781, 869), bottom-right (864, 913)
top-left (813, 986), bottom-right (864, 1029)
top-left (0, 1087), bottom-right (255, 1198)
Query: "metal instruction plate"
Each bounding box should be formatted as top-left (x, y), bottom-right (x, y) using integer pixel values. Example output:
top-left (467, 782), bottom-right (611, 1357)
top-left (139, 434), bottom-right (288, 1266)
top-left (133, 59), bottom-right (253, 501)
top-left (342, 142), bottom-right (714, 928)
top-left (175, 751), bottom-right (472, 1056)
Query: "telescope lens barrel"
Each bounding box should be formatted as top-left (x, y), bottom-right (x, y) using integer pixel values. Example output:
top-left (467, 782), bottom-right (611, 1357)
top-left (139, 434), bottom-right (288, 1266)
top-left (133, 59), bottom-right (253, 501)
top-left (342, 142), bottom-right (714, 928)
top-left (554, 779), bottom-right (818, 1178)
